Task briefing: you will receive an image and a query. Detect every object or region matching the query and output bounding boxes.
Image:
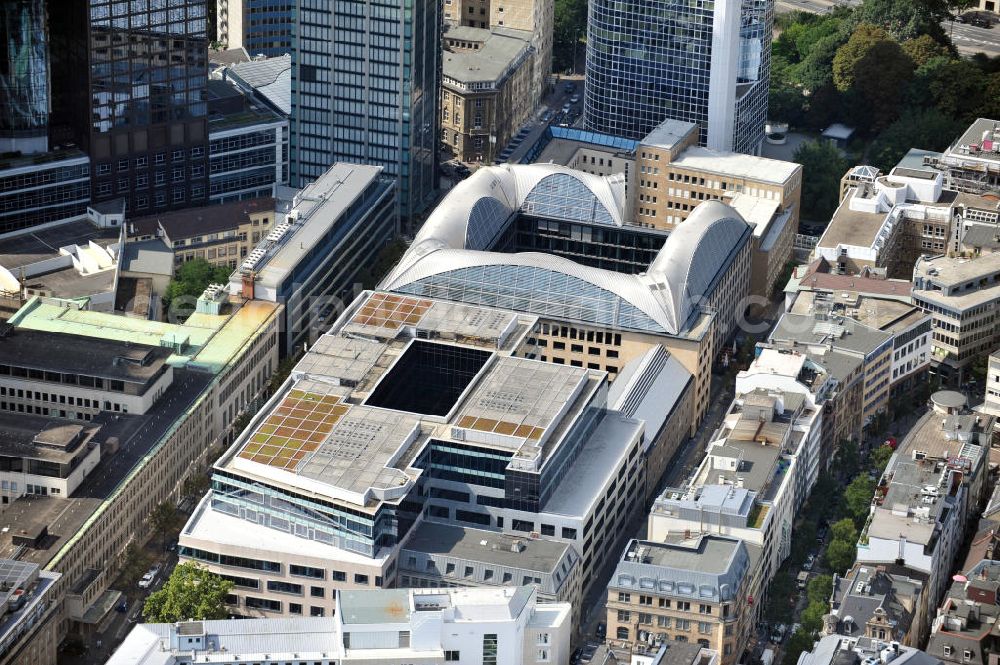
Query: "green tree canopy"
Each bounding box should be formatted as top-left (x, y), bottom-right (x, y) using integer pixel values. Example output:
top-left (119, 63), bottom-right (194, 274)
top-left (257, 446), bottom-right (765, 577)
top-left (165, 259), bottom-right (231, 307)
top-left (831, 518), bottom-right (858, 544)
top-left (872, 444), bottom-right (895, 472)
top-left (916, 57), bottom-right (990, 123)
top-left (793, 140), bottom-right (850, 223)
top-left (144, 563), bottom-right (234, 623)
top-left (807, 575), bottom-right (833, 606)
top-left (150, 501), bottom-right (179, 551)
top-left (783, 628), bottom-right (819, 665)
top-left (834, 28), bottom-right (914, 131)
top-left (846, 0), bottom-right (952, 43)
top-left (552, 0), bottom-right (587, 72)
top-left (833, 24), bottom-right (890, 92)
top-left (901, 34), bottom-right (951, 67)
top-left (868, 108), bottom-right (965, 172)
top-left (826, 539), bottom-right (857, 573)
top-left (845, 476), bottom-right (876, 524)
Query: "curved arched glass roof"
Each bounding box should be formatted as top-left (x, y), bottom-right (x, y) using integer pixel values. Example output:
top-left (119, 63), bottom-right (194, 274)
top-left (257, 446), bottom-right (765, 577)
top-left (465, 196), bottom-right (512, 251)
top-left (521, 173), bottom-right (617, 225)
top-left (395, 263), bottom-right (667, 333)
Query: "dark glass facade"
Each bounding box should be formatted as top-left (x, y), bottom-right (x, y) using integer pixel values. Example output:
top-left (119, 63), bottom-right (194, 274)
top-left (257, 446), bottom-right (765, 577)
top-left (0, 152), bottom-right (90, 234)
top-left (0, 0), bottom-right (49, 149)
top-left (52, 0), bottom-right (210, 213)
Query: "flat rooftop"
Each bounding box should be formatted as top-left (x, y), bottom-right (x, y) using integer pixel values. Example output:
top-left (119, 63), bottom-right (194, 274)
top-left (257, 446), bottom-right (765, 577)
top-left (221, 291), bottom-right (605, 508)
top-left (443, 26), bottom-right (532, 85)
top-left (817, 188), bottom-right (891, 250)
top-left (0, 220), bottom-right (118, 270)
top-left (129, 198), bottom-right (274, 239)
top-left (949, 118), bottom-right (1000, 162)
top-left (0, 370), bottom-right (212, 567)
top-left (624, 537), bottom-right (742, 575)
top-left (770, 312), bottom-right (892, 357)
top-left (0, 414), bottom-right (96, 463)
top-left (671, 146), bottom-right (800, 184)
top-left (641, 119), bottom-right (698, 151)
top-left (0, 328), bottom-right (171, 384)
top-left (790, 291), bottom-right (925, 333)
top-left (400, 521), bottom-right (573, 574)
top-left (0, 147), bottom-right (88, 173)
top-left (914, 253), bottom-right (1000, 287)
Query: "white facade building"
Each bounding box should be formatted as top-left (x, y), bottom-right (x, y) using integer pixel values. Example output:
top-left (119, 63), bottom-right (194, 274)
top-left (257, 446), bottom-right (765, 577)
top-left (107, 586), bottom-right (570, 665)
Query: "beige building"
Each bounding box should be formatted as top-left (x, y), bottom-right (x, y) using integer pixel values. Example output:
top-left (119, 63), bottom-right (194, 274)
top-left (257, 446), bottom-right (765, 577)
top-left (912, 252), bottom-right (1000, 381)
top-left (634, 120), bottom-right (801, 298)
top-left (128, 197), bottom-right (276, 269)
top-left (0, 296), bottom-right (281, 663)
top-left (443, 0), bottom-right (552, 116)
top-left (441, 26), bottom-right (535, 164)
top-left (606, 537), bottom-right (756, 664)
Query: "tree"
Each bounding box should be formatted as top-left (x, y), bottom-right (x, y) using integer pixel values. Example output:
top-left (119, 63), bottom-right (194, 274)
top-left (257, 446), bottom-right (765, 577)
top-left (826, 538), bottom-right (857, 573)
top-left (764, 570), bottom-right (796, 624)
top-left (793, 140), bottom-right (849, 224)
top-left (783, 628), bottom-right (818, 665)
top-left (835, 439), bottom-right (860, 475)
top-left (872, 445), bottom-right (894, 473)
top-left (833, 26), bottom-right (914, 131)
top-left (846, 0), bottom-right (952, 43)
top-left (182, 473), bottom-right (211, 501)
top-left (807, 575), bottom-right (833, 606)
top-left (164, 259), bottom-right (232, 308)
top-left (868, 108), bottom-right (965, 172)
top-left (833, 25), bottom-right (890, 92)
top-left (552, 0), bottom-right (587, 72)
top-left (793, 34), bottom-right (844, 92)
top-left (150, 501), bottom-right (179, 552)
top-left (831, 518), bottom-right (858, 544)
top-left (844, 476), bottom-right (876, 525)
top-left (901, 34), bottom-right (950, 67)
top-left (120, 542), bottom-right (152, 587)
top-left (143, 563), bottom-right (233, 623)
top-left (919, 57), bottom-right (990, 123)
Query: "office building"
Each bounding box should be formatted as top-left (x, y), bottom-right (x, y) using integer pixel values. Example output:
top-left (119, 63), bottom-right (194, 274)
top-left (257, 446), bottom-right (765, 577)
top-left (815, 166), bottom-right (954, 280)
top-left (784, 261), bottom-right (931, 400)
top-left (828, 563), bottom-right (926, 646)
top-left (229, 163), bottom-right (397, 355)
top-left (0, 0), bottom-right (48, 155)
top-left (768, 313), bottom-right (893, 431)
top-left (633, 119), bottom-right (800, 296)
top-left (798, 635), bottom-right (943, 665)
top-left (216, 0), bottom-right (293, 57)
top-left (0, 295), bottom-right (280, 657)
top-left (925, 559), bottom-right (1000, 665)
top-left (108, 586), bottom-right (571, 665)
top-left (518, 120), bottom-right (800, 299)
top-left (127, 198), bottom-right (275, 270)
top-left (290, 0), bottom-right (439, 219)
top-left (933, 118), bottom-right (1000, 195)
top-left (50, 0), bottom-right (210, 214)
top-left (440, 26), bottom-right (535, 164)
top-left (983, 350), bottom-right (1000, 416)
top-left (648, 373), bottom-right (823, 616)
top-left (605, 537), bottom-right (757, 665)
top-left (179, 291), bottom-right (669, 621)
top-left (584, 0), bottom-right (773, 153)
top-left (0, 150), bottom-right (92, 236)
top-left (0, 559), bottom-right (61, 665)
top-left (857, 392), bottom-right (990, 609)
top-left (381, 163), bottom-right (754, 431)
top-left (206, 78), bottom-right (288, 203)
top-left (911, 252), bottom-right (1000, 381)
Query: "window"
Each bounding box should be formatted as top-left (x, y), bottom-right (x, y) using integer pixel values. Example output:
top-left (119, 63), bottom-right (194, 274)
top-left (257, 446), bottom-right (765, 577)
top-left (446, 651), bottom-right (460, 661)
top-left (944, 647), bottom-right (953, 657)
top-left (639, 613), bottom-right (653, 625)
top-left (658, 616), bottom-right (671, 628)
top-left (618, 592), bottom-right (631, 602)
top-left (289, 603), bottom-right (302, 614)
top-left (354, 574), bottom-right (369, 585)
top-left (483, 634), bottom-right (498, 665)
top-left (290, 565), bottom-right (324, 579)
top-left (617, 610), bottom-right (631, 622)
top-left (699, 604), bottom-right (712, 614)
top-left (639, 595), bottom-right (653, 606)
top-left (617, 627), bottom-right (629, 640)
top-left (537, 649), bottom-right (550, 662)
top-left (561, 527), bottom-right (577, 539)
top-left (698, 622), bottom-right (713, 634)
top-left (331, 570), bottom-right (346, 581)
top-left (311, 586), bottom-right (324, 598)
top-left (964, 651), bottom-right (972, 662)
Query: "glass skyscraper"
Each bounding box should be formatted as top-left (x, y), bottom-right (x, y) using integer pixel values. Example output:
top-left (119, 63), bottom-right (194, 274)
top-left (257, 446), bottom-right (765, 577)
top-left (290, 0), bottom-right (439, 220)
top-left (584, 0), bottom-right (772, 154)
top-left (0, 0), bottom-right (49, 154)
top-left (50, 0), bottom-right (210, 212)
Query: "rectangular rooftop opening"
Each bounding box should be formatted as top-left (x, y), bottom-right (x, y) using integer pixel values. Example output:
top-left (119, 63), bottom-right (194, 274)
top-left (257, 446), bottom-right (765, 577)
top-left (365, 340), bottom-right (491, 417)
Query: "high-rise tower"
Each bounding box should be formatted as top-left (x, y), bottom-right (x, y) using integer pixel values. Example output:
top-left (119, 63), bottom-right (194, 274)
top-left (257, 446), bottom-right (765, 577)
top-left (584, 0), bottom-right (772, 154)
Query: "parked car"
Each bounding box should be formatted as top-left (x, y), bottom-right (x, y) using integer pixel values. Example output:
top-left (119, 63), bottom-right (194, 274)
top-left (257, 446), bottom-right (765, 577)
top-left (797, 570), bottom-right (811, 590)
top-left (564, 82), bottom-right (576, 94)
top-left (803, 553), bottom-right (816, 571)
top-left (570, 94), bottom-right (580, 104)
top-left (817, 526), bottom-right (828, 543)
top-left (580, 644), bottom-right (597, 664)
top-left (116, 600), bottom-right (128, 613)
top-left (138, 572), bottom-right (154, 589)
top-left (562, 103), bottom-right (572, 113)
top-left (770, 624), bottom-right (787, 644)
